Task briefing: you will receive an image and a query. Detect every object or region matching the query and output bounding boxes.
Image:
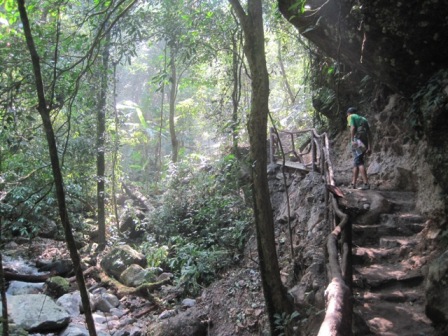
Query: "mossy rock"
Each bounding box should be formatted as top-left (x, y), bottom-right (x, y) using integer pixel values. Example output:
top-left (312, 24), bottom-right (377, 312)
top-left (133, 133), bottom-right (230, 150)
top-left (100, 245), bottom-right (146, 279)
top-left (44, 276), bottom-right (70, 299)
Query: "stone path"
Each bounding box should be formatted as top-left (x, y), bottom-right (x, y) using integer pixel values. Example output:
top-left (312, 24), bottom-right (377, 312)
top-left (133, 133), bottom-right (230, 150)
top-left (352, 191), bottom-right (434, 336)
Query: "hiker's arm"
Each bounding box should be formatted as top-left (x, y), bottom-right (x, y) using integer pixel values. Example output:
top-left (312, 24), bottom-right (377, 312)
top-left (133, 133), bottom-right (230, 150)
top-left (350, 126), bottom-right (356, 142)
top-left (367, 130), bottom-right (372, 154)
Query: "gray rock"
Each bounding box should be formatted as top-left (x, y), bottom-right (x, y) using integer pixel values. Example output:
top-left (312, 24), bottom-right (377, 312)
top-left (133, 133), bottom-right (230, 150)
top-left (367, 160), bottom-right (381, 175)
top-left (110, 307), bottom-right (127, 318)
top-left (59, 323), bottom-right (109, 336)
top-left (57, 291), bottom-right (94, 316)
top-left (159, 309), bottom-right (176, 319)
top-left (8, 294), bottom-right (70, 332)
top-left (120, 265), bottom-right (160, 287)
top-left (156, 272), bottom-right (173, 282)
top-left (38, 218), bottom-right (59, 239)
top-left (181, 298), bottom-right (196, 308)
top-left (6, 281), bottom-right (45, 295)
top-left (59, 325), bottom-right (89, 336)
top-left (93, 292), bottom-right (120, 313)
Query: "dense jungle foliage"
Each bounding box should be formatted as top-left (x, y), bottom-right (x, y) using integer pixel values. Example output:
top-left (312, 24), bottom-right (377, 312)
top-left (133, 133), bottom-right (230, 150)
top-left (0, 0), bottom-right (321, 299)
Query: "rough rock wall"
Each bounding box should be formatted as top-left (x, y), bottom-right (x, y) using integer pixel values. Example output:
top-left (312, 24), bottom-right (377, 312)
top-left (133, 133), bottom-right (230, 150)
top-left (278, 0), bottom-right (448, 96)
top-left (269, 171), bottom-right (330, 335)
top-left (278, 0), bottom-right (448, 218)
top-left (331, 90), bottom-right (446, 218)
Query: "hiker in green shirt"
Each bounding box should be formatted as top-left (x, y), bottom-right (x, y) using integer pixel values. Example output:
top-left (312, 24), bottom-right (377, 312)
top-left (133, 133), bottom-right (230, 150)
top-left (346, 107), bottom-right (372, 190)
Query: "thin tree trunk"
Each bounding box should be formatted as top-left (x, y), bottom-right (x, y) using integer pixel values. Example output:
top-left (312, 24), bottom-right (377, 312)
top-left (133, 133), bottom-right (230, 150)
top-left (277, 39), bottom-right (295, 105)
top-left (112, 62), bottom-right (120, 230)
top-left (228, 0), bottom-right (294, 334)
top-left (231, 21), bottom-right (243, 157)
top-left (17, 2), bottom-right (97, 336)
top-left (97, 33), bottom-right (111, 250)
top-left (0, 221), bottom-right (9, 336)
top-left (0, 149), bottom-right (8, 336)
top-left (168, 45), bottom-right (179, 163)
top-left (155, 45), bottom-right (167, 186)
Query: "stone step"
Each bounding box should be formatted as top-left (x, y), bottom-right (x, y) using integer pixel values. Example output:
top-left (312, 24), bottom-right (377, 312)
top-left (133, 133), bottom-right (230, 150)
top-left (354, 286), bottom-right (423, 304)
top-left (352, 223), bottom-right (423, 246)
top-left (377, 191), bottom-right (417, 213)
top-left (380, 212), bottom-right (426, 226)
top-left (352, 246), bottom-right (410, 265)
top-left (379, 236), bottom-right (418, 249)
top-left (354, 295), bottom-right (434, 336)
top-left (353, 263), bottom-right (423, 289)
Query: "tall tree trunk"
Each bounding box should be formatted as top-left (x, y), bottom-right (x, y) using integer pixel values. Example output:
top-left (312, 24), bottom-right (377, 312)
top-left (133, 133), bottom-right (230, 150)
top-left (17, 2), bottom-right (97, 336)
top-left (97, 34), bottom-right (110, 250)
top-left (228, 0), bottom-right (294, 334)
top-left (168, 45), bottom-right (179, 163)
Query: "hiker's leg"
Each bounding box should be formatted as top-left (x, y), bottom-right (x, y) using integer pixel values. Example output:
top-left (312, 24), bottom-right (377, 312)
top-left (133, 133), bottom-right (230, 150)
top-left (352, 166), bottom-right (359, 185)
top-left (359, 165), bottom-right (369, 184)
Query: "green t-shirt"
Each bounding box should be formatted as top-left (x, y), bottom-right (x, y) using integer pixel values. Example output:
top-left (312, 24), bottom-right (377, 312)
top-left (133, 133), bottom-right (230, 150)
top-left (347, 114), bottom-right (370, 144)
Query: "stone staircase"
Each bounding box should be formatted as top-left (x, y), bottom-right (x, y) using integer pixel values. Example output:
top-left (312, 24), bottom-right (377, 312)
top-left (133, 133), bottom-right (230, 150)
top-left (351, 191), bottom-right (435, 336)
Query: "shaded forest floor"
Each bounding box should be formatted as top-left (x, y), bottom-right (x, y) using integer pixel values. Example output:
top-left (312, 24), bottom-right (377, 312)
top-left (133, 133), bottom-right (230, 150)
top-left (3, 170), bottom-right (443, 336)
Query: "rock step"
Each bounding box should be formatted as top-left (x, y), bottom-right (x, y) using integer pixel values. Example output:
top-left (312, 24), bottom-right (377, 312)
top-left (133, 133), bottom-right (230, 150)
top-left (354, 286), bottom-right (423, 304)
top-left (379, 236), bottom-right (418, 249)
top-left (380, 212), bottom-right (425, 225)
top-left (354, 295), bottom-right (434, 336)
top-left (352, 223), bottom-right (423, 246)
top-left (353, 246), bottom-right (411, 265)
top-left (353, 263), bottom-right (423, 289)
top-left (377, 191), bottom-right (417, 213)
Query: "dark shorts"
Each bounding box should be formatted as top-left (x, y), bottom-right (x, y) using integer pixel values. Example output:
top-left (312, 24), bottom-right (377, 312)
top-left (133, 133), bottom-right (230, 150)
top-left (352, 150), bottom-right (365, 167)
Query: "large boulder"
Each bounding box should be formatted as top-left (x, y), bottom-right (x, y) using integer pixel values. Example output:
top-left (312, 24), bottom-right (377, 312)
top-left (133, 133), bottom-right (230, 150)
top-left (6, 294), bottom-right (70, 332)
top-left (100, 245), bottom-right (146, 279)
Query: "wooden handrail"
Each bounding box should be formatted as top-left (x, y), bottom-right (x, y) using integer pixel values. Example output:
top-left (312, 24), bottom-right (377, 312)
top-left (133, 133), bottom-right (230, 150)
top-left (271, 128), bottom-right (353, 335)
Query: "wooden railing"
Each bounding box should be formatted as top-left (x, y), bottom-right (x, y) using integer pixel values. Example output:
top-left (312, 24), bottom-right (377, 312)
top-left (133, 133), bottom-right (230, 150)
top-left (270, 128), bottom-right (353, 335)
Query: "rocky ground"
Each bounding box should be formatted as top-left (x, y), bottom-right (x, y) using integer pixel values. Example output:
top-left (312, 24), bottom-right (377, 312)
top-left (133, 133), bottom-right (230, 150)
top-left (3, 95), bottom-right (448, 335)
top-left (2, 169), bottom-right (446, 336)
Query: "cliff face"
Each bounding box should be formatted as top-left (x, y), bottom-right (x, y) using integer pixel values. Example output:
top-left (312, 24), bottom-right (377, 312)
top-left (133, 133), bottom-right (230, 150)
top-left (278, 0), bottom-right (448, 217)
top-left (278, 0), bottom-right (448, 96)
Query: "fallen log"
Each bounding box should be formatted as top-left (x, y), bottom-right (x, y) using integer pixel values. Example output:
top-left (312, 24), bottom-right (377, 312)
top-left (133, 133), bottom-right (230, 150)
top-left (3, 270), bottom-right (55, 283)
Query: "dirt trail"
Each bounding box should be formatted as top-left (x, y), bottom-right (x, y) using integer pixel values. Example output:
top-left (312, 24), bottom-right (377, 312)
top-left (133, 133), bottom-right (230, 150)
top-left (352, 190), bottom-right (434, 336)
